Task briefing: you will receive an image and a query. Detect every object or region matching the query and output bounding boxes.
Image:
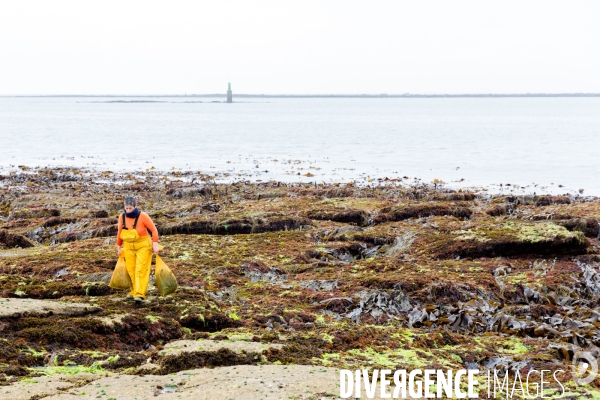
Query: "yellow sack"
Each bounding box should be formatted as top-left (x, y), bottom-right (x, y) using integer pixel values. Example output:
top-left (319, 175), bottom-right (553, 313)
top-left (155, 255), bottom-right (177, 296)
top-left (109, 255), bottom-right (132, 290)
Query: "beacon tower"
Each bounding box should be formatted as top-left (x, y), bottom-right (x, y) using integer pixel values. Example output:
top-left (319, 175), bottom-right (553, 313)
top-left (227, 82), bottom-right (232, 103)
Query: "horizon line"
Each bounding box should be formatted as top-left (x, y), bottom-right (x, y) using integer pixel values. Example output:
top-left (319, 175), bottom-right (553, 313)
top-left (2, 92), bottom-right (600, 98)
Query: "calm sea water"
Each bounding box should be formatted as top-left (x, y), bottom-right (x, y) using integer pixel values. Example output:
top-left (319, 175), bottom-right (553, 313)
top-left (1, 96), bottom-right (599, 194)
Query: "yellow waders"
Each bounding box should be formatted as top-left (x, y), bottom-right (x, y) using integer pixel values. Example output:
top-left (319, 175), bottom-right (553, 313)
top-left (120, 229), bottom-right (153, 299)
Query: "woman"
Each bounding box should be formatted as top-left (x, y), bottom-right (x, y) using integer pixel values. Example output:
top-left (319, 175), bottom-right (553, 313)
top-left (116, 197), bottom-right (160, 303)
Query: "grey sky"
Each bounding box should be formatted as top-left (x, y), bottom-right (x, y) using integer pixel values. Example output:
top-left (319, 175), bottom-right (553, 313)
top-left (1, 1), bottom-right (598, 95)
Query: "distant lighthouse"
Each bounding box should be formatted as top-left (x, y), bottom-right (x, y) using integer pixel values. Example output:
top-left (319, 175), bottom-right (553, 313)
top-left (227, 82), bottom-right (232, 103)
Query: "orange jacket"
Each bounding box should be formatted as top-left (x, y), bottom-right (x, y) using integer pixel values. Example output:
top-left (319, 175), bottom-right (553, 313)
top-left (116, 212), bottom-right (159, 246)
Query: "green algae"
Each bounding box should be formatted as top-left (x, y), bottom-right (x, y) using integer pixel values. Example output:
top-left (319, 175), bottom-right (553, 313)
top-left (227, 311), bottom-right (241, 321)
top-left (450, 353), bottom-right (463, 363)
top-left (515, 222), bottom-right (583, 243)
top-left (321, 333), bottom-right (335, 343)
top-left (145, 315), bottom-right (160, 323)
top-left (320, 353), bottom-right (340, 366)
top-left (389, 330), bottom-right (414, 345)
top-left (452, 221), bottom-right (582, 245)
top-left (500, 337), bottom-right (530, 355)
top-left (31, 363), bottom-right (106, 376)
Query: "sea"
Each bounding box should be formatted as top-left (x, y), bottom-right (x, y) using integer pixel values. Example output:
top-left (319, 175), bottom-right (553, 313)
top-left (1, 96), bottom-right (599, 195)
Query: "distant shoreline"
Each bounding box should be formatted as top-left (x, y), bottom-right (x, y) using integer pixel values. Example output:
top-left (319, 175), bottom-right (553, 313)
top-left (3, 93), bottom-right (600, 98)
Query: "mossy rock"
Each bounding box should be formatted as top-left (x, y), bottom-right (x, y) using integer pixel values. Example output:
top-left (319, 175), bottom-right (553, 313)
top-left (430, 221), bottom-right (588, 258)
top-left (0, 229), bottom-right (35, 248)
top-left (305, 209), bottom-right (370, 226)
top-left (373, 204), bottom-right (472, 224)
top-left (10, 208), bottom-right (60, 220)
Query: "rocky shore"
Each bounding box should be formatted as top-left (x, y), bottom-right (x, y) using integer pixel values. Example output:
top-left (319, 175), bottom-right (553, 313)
top-left (1, 167), bottom-right (600, 399)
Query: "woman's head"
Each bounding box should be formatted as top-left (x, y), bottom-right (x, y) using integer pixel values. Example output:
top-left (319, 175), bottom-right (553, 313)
top-left (123, 197), bottom-right (137, 213)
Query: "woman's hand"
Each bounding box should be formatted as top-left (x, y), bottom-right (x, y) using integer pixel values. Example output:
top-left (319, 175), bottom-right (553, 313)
top-left (117, 245), bottom-right (122, 256)
top-left (152, 242), bottom-right (160, 255)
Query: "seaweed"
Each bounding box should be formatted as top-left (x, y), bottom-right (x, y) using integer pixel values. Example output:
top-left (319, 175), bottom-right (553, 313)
top-left (305, 209), bottom-right (370, 226)
top-left (373, 204), bottom-right (473, 224)
top-left (156, 348), bottom-right (260, 374)
top-left (0, 229), bottom-right (35, 248)
top-left (10, 208), bottom-right (60, 220)
top-left (180, 312), bottom-right (241, 332)
top-left (0, 168), bottom-right (599, 395)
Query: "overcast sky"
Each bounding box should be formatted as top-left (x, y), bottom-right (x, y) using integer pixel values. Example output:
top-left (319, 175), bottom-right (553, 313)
top-left (1, 1), bottom-right (599, 95)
